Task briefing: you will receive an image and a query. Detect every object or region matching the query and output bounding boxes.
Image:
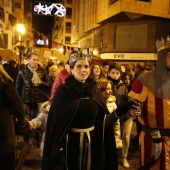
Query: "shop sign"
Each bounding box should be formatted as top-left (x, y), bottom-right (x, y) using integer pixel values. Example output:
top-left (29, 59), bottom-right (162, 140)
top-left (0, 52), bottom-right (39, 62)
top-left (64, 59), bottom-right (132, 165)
top-left (100, 53), bottom-right (157, 60)
top-left (114, 54), bottom-right (124, 58)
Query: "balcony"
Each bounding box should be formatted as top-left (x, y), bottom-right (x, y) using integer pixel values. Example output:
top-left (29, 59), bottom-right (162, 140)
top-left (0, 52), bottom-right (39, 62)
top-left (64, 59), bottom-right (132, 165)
top-left (97, 0), bottom-right (170, 23)
top-left (4, 0), bottom-right (12, 13)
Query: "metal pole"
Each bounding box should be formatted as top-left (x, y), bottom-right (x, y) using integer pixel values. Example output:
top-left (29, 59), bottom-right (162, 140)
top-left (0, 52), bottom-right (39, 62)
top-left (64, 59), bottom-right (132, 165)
top-left (19, 47), bottom-right (22, 65)
top-left (18, 34), bottom-right (24, 64)
top-left (18, 45), bottom-right (22, 65)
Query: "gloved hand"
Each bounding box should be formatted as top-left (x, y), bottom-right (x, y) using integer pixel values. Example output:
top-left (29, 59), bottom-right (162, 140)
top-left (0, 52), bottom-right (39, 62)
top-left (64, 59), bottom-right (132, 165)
top-left (15, 119), bottom-right (31, 136)
top-left (28, 121), bottom-right (37, 130)
top-left (116, 98), bottom-right (141, 117)
top-left (105, 111), bottom-right (119, 127)
top-left (28, 120), bottom-right (42, 130)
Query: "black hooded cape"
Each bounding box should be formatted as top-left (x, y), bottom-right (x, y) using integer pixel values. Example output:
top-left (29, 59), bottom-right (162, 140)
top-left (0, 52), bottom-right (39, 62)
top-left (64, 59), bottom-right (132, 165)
top-left (42, 76), bottom-right (118, 170)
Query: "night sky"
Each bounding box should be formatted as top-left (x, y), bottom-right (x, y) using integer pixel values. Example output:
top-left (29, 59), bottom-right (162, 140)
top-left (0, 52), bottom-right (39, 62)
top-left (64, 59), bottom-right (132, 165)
top-left (32, 0), bottom-right (59, 37)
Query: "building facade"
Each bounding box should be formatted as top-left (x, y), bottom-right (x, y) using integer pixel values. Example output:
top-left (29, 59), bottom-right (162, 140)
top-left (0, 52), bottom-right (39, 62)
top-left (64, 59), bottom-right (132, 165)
top-left (0, 0), bottom-right (33, 62)
top-left (52, 0), bottom-right (73, 48)
top-left (0, 0), bottom-right (13, 50)
top-left (66, 0), bottom-right (170, 66)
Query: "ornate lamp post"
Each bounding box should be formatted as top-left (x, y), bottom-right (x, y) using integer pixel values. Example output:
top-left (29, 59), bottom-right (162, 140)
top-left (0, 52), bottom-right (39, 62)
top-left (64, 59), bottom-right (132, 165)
top-left (16, 24), bottom-right (25, 64)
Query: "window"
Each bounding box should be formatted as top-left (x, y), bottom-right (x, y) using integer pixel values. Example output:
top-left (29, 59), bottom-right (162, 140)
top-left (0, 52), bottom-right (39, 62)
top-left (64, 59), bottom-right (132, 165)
top-left (4, 34), bottom-right (8, 46)
top-left (66, 22), bottom-right (71, 28)
top-left (66, 22), bottom-right (71, 33)
top-left (66, 8), bottom-right (72, 15)
top-left (15, 3), bottom-right (20, 8)
top-left (115, 24), bottom-right (148, 49)
top-left (65, 36), bottom-right (71, 44)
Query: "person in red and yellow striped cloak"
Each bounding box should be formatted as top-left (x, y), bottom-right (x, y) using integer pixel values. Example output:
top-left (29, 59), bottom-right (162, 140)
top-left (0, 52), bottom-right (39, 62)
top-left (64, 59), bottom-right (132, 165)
top-left (129, 44), bottom-right (170, 170)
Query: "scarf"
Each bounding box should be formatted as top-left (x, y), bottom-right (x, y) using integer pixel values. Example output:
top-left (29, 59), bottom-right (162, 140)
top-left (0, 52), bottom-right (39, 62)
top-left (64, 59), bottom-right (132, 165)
top-left (107, 76), bottom-right (121, 85)
top-left (28, 64), bottom-right (42, 86)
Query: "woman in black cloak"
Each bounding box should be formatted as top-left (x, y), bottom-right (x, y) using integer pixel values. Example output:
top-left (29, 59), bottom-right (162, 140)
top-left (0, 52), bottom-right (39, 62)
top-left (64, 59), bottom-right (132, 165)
top-left (42, 52), bottom-right (140, 170)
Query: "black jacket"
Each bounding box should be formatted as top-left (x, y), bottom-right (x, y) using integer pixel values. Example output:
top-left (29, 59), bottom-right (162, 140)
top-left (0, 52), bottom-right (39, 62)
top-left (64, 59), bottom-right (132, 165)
top-left (6, 66), bottom-right (18, 85)
top-left (42, 76), bottom-right (118, 170)
top-left (0, 74), bottom-right (29, 156)
top-left (16, 64), bottom-right (50, 104)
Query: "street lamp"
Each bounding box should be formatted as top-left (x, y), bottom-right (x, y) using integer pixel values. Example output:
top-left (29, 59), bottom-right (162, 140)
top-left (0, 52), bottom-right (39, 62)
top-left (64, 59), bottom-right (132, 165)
top-left (16, 24), bottom-right (25, 64)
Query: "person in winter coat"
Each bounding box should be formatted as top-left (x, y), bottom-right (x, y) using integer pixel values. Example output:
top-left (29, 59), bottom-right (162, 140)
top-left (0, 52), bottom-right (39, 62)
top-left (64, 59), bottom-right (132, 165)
top-left (44, 65), bottom-right (60, 100)
top-left (6, 59), bottom-right (18, 85)
top-left (101, 61), bottom-right (110, 79)
top-left (29, 101), bottom-right (50, 157)
top-left (107, 63), bottom-right (132, 168)
top-left (0, 64), bottom-right (30, 170)
top-left (49, 64), bottom-right (70, 100)
top-left (16, 53), bottom-right (50, 147)
top-left (49, 51), bottom-right (78, 101)
top-left (16, 53), bottom-right (50, 120)
top-left (42, 52), bottom-right (141, 170)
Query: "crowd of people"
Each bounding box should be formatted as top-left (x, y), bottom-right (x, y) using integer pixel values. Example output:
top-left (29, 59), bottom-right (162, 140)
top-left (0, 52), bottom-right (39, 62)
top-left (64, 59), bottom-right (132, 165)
top-left (1, 46), bottom-right (169, 170)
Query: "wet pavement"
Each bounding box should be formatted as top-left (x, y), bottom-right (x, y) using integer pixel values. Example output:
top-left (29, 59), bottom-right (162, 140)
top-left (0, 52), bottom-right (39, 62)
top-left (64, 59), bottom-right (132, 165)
top-left (16, 121), bottom-right (139, 170)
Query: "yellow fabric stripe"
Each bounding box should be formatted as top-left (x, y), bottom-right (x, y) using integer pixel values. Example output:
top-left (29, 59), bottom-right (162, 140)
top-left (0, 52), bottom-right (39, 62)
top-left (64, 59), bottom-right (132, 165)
top-left (164, 136), bottom-right (170, 170)
top-left (79, 132), bottom-right (84, 168)
top-left (147, 91), bottom-right (156, 128)
top-left (139, 131), bottom-right (145, 166)
top-left (163, 99), bottom-right (170, 129)
top-left (128, 85), bottom-right (148, 102)
top-left (129, 87), bottom-right (170, 128)
top-left (71, 126), bottom-right (94, 133)
top-left (87, 134), bottom-right (91, 170)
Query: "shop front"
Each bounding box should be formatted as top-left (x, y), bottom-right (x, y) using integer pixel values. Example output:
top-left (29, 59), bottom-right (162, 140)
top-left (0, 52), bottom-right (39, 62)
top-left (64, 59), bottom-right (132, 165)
top-left (100, 52), bottom-right (157, 69)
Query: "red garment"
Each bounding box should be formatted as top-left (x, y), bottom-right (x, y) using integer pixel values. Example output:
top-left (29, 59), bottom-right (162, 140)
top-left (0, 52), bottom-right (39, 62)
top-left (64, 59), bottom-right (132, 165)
top-left (49, 69), bottom-right (70, 100)
top-left (129, 78), bottom-right (170, 170)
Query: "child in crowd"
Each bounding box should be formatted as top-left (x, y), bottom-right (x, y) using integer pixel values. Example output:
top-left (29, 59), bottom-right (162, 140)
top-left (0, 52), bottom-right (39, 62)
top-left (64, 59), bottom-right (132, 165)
top-left (107, 64), bottom-right (132, 168)
top-left (29, 101), bottom-right (50, 157)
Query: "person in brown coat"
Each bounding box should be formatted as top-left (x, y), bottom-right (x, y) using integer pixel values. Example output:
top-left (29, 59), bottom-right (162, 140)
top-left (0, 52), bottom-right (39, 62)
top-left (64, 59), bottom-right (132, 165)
top-left (0, 64), bottom-right (30, 170)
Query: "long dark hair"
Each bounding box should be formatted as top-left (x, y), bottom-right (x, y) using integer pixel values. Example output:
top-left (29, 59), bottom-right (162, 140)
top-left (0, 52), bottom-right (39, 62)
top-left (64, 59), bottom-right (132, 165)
top-left (89, 63), bottom-right (102, 79)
